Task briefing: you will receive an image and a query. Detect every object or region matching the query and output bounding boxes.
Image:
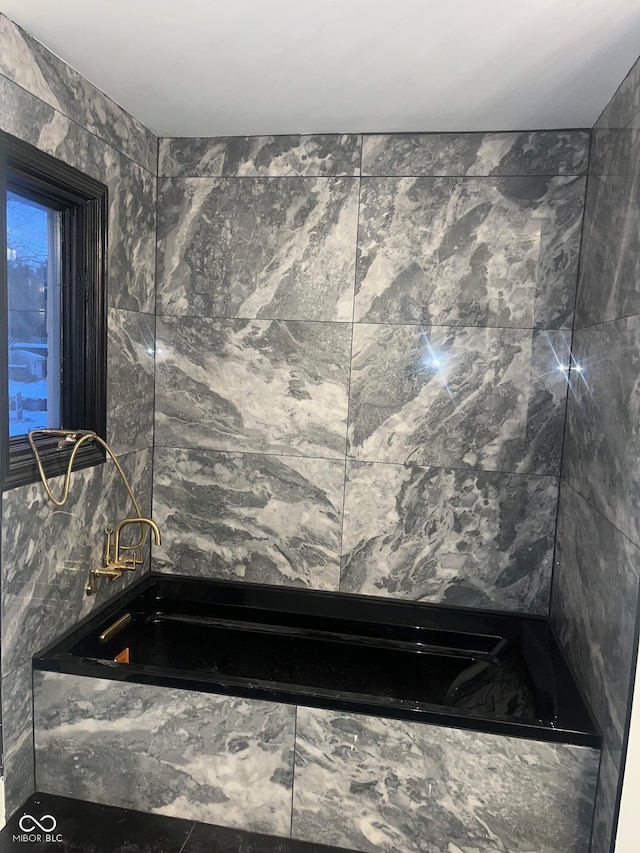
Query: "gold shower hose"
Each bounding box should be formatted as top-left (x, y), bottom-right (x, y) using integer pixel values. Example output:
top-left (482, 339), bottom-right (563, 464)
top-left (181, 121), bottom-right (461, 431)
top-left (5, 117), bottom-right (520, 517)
top-left (28, 428), bottom-right (146, 551)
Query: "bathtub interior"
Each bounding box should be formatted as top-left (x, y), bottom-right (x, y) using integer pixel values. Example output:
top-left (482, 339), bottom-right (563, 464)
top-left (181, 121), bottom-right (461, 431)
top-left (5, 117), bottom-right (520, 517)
top-left (33, 572), bottom-right (600, 745)
top-left (31, 573), bottom-right (602, 853)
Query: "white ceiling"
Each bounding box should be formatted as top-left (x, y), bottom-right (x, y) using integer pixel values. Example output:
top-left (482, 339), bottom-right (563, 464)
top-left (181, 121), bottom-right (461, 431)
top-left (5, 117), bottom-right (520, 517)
top-left (2, 0), bottom-right (640, 137)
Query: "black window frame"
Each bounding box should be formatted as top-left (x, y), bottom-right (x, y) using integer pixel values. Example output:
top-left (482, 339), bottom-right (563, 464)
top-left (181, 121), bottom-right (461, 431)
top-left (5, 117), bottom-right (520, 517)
top-left (0, 132), bottom-right (107, 490)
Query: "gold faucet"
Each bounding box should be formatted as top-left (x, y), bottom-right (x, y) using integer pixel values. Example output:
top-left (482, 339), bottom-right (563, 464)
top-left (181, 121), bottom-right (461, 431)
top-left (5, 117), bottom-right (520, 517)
top-left (112, 517), bottom-right (161, 566)
top-left (87, 517), bottom-right (161, 594)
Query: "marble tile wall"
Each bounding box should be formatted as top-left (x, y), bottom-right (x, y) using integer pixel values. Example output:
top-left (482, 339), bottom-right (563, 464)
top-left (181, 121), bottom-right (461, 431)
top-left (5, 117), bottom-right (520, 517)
top-left (155, 129), bottom-right (588, 615)
top-left (0, 13), bottom-right (157, 817)
top-left (293, 707), bottom-right (599, 853)
top-left (552, 51), bottom-right (640, 853)
top-left (34, 672), bottom-right (296, 835)
top-left (33, 671), bottom-right (600, 853)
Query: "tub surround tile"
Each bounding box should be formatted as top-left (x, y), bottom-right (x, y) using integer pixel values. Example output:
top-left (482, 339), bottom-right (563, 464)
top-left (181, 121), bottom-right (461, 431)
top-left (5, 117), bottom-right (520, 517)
top-left (153, 448), bottom-right (343, 590)
top-left (155, 317), bottom-right (350, 459)
top-left (348, 323), bottom-right (570, 475)
top-left (0, 23), bottom-right (158, 824)
top-left (340, 461), bottom-right (557, 613)
top-left (354, 175), bottom-right (584, 328)
top-left (574, 152), bottom-right (640, 328)
top-left (0, 14), bottom-right (157, 173)
top-left (1, 663), bottom-right (34, 817)
top-left (158, 134), bottom-right (361, 177)
top-left (0, 74), bottom-right (114, 185)
top-left (563, 316), bottom-right (640, 547)
top-left (292, 707), bottom-right (598, 853)
top-left (552, 57), bottom-right (640, 853)
top-left (107, 152), bottom-right (156, 313)
top-left (588, 120), bottom-right (639, 177)
top-left (34, 672), bottom-right (295, 835)
top-left (1, 448), bottom-right (152, 677)
top-left (590, 747), bottom-right (621, 853)
top-left (157, 177), bottom-right (358, 321)
top-left (107, 309), bottom-right (155, 454)
top-left (551, 485), bottom-right (640, 761)
top-left (361, 131), bottom-right (590, 177)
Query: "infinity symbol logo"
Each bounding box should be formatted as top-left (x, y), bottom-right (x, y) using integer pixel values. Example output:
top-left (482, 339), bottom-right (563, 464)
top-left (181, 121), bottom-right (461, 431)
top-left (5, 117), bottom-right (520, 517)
top-left (18, 814), bottom-right (57, 832)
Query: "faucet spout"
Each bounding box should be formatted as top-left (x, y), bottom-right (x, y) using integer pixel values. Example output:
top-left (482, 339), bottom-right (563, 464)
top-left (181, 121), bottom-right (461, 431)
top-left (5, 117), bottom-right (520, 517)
top-left (88, 517), bottom-right (161, 596)
top-left (112, 517), bottom-right (161, 563)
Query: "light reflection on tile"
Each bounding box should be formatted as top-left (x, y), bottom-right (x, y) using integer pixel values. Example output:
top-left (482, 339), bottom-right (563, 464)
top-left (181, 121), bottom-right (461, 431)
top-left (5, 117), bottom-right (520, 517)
top-left (348, 324), bottom-right (570, 475)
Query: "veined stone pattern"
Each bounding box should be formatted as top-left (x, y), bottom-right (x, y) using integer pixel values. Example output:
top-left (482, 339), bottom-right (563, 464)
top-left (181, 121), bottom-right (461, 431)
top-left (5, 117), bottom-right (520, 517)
top-left (155, 129), bottom-right (588, 615)
top-left (34, 672), bottom-right (599, 851)
top-left (0, 13), bottom-right (158, 816)
top-left (553, 50), bottom-right (640, 853)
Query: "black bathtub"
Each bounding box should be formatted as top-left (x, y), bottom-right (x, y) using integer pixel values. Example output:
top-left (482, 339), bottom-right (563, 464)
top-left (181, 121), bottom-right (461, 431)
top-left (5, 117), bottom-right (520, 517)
top-left (34, 573), bottom-right (599, 747)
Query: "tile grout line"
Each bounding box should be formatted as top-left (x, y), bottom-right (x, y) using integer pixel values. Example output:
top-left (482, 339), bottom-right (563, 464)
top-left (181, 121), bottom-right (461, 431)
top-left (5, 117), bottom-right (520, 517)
top-left (573, 309), bottom-right (640, 333)
top-left (157, 172), bottom-right (587, 180)
top-left (151, 443), bottom-right (561, 479)
top-left (150, 136), bottom-right (160, 575)
top-left (564, 480), bottom-right (640, 554)
top-left (150, 312), bottom-right (579, 331)
top-left (547, 132), bottom-right (593, 621)
top-left (0, 70), bottom-right (157, 178)
top-left (289, 704), bottom-right (298, 840)
top-left (337, 137), bottom-right (364, 592)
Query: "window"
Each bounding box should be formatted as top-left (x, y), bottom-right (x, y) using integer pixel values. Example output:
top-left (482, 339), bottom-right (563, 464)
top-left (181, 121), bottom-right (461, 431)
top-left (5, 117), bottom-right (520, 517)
top-left (0, 133), bottom-right (107, 489)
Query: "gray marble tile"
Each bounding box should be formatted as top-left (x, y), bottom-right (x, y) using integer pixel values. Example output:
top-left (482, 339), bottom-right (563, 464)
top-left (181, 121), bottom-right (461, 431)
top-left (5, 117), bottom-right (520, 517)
top-left (292, 707), bottom-right (599, 853)
top-left (575, 151), bottom-right (640, 330)
top-left (0, 74), bottom-right (107, 184)
top-left (157, 176), bottom-right (358, 321)
top-left (34, 672), bottom-right (295, 835)
top-left (107, 309), bottom-right (155, 454)
top-left (348, 324), bottom-right (570, 475)
top-left (595, 54), bottom-right (640, 134)
top-left (0, 14), bottom-right (157, 173)
top-left (155, 317), bottom-right (350, 459)
top-left (107, 152), bottom-right (156, 313)
top-left (1, 448), bottom-right (152, 677)
top-left (588, 121), bottom-right (639, 178)
top-left (354, 175), bottom-right (585, 328)
top-left (0, 75), bottom-right (156, 313)
top-left (588, 125), bottom-right (616, 176)
top-left (1, 662), bottom-right (34, 817)
top-left (563, 316), bottom-right (640, 548)
top-left (361, 131), bottom-right (590, 177)
top-left (590, 747), bottom-right (620, 853)
top-left (551, 484), bottom-right (640, 760)
top-left (158, 135), bottom-right (361, 177)
top-left (153, 448), bottom-right (343, 590)
top-left (340, 461), bottom-right (557, 613)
